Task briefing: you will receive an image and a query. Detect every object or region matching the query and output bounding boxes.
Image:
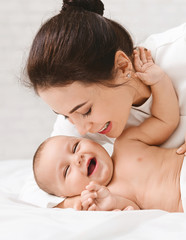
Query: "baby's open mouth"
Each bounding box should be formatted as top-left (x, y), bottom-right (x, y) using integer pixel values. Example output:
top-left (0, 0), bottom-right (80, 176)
top-left (87, 158), bottom-right (97, 176)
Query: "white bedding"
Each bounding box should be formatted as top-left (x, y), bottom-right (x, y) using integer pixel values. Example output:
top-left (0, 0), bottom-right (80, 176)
top-left (1, 160), bottom-right (186, 240)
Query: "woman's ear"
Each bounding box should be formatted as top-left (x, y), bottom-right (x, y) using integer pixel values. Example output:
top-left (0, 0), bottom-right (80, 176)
top-left (114, 50), bottom-right (132, 73)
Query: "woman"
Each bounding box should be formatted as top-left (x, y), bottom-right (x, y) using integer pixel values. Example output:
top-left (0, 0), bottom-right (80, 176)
top-left (24, 0), bottom-right (186, 209)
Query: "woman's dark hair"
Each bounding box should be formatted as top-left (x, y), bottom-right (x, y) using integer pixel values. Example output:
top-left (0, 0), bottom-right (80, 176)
top-left (27, 0), bottom-right (134, 92)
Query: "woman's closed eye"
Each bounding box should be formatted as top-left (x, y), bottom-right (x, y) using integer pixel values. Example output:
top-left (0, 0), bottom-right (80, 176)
top-left (82, 107), bottom-right (92, 118)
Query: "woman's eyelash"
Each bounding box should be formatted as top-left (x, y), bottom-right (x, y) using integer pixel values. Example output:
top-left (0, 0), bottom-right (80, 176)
top-left (82, 107), bottom-right (92, 118)
top-left (73, 142), bottom-right (79, 153)
top-left (64, 165), bottom-right (70, 178)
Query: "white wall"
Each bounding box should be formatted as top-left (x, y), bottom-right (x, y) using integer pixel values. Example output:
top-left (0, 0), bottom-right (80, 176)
top-left (0, 0), bottom-right (186, 160)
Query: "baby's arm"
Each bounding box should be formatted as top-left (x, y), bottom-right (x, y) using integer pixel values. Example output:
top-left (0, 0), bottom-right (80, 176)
top-left (81, 182), bottom-right (139, 211)
top-left (131, 48), bottom-right (179, 145)
top-left (55, 195), bottom-right (82, 210)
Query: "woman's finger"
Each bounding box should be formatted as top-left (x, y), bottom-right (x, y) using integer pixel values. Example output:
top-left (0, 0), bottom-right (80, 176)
top-left (176, 143), bottom-right (186, 155)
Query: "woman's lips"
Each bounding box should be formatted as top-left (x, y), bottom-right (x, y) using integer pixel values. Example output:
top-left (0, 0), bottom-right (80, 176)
top-left (98, 121), bottom-right (112, 134)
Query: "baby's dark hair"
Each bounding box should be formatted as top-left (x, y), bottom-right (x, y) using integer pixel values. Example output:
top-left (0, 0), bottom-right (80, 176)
top-left (33, 138), bottom-right (55, 195)
top-left (26, 0), bottom-right (134, 93)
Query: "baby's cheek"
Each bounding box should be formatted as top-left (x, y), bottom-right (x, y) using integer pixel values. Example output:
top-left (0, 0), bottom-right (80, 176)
top-left (102, 167), bottom-right (113, 186)
top-left (74, 177), bottom-right (90, 194)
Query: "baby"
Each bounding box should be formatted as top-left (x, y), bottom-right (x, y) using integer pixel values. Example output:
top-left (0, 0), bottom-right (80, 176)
top-left (33, 49), bottom-right (185, 212)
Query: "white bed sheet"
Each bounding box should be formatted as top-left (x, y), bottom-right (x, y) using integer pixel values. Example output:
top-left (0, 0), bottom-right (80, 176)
top-left (1, 159), bottom-right (186, 240)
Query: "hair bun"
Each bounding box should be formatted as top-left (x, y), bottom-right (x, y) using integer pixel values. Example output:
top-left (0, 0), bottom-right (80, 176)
top-left (62, 0), bottom-right (104, 16)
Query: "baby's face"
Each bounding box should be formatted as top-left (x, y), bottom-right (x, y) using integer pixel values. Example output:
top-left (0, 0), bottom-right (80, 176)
top-left (38, 136), bottom-right (113, 197)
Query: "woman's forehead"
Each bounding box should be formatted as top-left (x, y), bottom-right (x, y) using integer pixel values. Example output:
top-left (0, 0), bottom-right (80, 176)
top-left (39, 81), bottom-right (105, 96)
top-left (38, 83), bottom-right (102, 113)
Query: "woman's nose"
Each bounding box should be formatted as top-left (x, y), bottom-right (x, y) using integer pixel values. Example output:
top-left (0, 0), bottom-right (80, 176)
top-left (76, 121), bottom-right (93, 135)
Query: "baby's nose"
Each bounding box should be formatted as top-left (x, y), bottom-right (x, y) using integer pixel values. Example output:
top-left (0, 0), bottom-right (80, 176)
top-left (73, 154), bottom-right (83, 166)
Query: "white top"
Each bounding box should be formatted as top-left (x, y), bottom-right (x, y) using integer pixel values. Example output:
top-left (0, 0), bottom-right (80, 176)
top-left (19, 23), bottom-right (186, 207)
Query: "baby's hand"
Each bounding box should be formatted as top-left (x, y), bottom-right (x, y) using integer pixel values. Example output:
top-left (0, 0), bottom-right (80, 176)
top-left (133, 47), bottom-right (166, 85)
top-left (81, 181), bottom-right (115, 211)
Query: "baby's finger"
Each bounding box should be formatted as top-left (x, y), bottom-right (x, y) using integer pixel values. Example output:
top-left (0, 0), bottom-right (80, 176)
top-left (81, 189), bottom-right (90, 197)
top-left (81, 191), bottom-right (97, 203)
top-left (139, 47), bottom-right (147, 64)
top-left (81, 198), bottom-right (94, 210)
top-left (146, 50), bottom-right (153, 62)
top-left (133, 51), bottom-right (143, 72)
top-left (86, 181), bottom-right (102, 192)
top-left (123, 206), bottom-right (134, 211)
top-left (97, 186), bottom-right (109, 198)
top-left (74, 200), bottom-right (82, 211)
top-left (88, 203), bottom-right (97, 211)
top-left (81, 200), bottom-right (89, 210)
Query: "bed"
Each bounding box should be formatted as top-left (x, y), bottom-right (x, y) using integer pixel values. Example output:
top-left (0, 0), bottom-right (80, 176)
top-left (1, 1), bottom-right (186, 239)
top-left (0, 159), bottom-right (186, 240)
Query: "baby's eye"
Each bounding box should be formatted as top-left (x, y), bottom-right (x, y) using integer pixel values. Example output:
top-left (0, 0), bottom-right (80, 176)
top-left (82, 107), bottom-right (92, 118)
top-left (72, 142), bottom-right (79, 153)
top-left (64, 165), bottom-right (70, 178)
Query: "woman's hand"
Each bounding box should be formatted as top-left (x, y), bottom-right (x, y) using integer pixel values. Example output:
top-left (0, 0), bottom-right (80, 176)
top-left (55, 195), bottom-right (82, 210)
top-left (177, 136), bottom-right (186, 155)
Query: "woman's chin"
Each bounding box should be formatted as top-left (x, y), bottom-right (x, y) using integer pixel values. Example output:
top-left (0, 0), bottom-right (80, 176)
top-left (106, 129), bottom-right (123, 139)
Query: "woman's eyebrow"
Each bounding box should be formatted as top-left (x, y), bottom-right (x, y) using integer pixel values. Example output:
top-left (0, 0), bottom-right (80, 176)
top-left (52, 101), bottom-right (88, 115)
top-left (69, 101), bottom-right (88, 114)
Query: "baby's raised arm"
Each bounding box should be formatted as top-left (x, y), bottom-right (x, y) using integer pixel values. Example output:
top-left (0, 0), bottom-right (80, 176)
top-left (130, 48), bottom-right (179, 145)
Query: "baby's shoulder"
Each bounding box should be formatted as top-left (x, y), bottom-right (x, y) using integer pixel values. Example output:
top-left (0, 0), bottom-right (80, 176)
top-left (114, 128), bottom-right (148, 156)
top-left (116, 126), bottom-right (140, 144)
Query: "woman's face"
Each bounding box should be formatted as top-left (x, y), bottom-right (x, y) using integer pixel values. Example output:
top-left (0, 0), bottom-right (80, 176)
top-left (38, 79), bottom-right (137, 138)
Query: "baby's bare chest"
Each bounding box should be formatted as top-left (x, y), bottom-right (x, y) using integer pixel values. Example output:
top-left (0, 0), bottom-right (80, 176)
top-left (110, 146), bottom-right (182, 211)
